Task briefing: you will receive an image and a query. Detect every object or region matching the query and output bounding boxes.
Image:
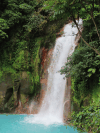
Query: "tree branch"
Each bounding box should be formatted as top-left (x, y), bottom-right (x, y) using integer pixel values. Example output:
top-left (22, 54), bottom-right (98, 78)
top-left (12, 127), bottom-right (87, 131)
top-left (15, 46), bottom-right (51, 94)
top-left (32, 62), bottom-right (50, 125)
top-left (71, 13), bottom-right (100, 55)
top-left (69, 0), bottom-right (76, 6)
top-left (81, 1), bottom-right (100, 40)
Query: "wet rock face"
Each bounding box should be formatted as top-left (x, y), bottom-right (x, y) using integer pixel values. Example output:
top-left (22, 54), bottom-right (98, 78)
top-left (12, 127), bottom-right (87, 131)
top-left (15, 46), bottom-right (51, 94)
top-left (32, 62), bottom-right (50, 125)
top-left (0, 74), bottom-right (34, 112)
top-left (0, 82), bottom-right (8, 92)
top-left (20, 79), bottom-right (32, 94)
top-left (0, 78), bottom-right (32, 95)
top-left (41, 47), bottom-right (48, 70)
top-left (39, 47), bottom-right (54, 109)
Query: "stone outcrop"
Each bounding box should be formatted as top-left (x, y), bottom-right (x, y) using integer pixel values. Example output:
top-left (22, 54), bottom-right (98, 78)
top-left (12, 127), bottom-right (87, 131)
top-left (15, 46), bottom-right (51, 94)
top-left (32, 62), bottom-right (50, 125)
top-left (0, 72), bottom-right (34, 113)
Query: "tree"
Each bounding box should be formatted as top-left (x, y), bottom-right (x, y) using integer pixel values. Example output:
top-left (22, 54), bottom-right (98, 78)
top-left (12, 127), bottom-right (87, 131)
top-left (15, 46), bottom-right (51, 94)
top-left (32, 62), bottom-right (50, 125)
top-left (0, 0), bottom-right (48, 109)
top-left (42, 0), bottom-right (100, 55)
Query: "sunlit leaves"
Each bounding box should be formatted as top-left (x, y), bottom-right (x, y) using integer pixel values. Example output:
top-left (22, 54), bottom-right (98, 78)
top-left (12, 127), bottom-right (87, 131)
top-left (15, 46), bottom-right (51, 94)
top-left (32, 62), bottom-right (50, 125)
top-left (88, 68), bottom-right (96, 77)
top-left (19, 3), bottom-right (34, 13)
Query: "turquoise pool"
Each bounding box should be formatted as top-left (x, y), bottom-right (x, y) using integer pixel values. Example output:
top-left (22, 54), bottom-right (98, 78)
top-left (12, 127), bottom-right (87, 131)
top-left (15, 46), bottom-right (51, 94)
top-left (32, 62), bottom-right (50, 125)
top-left (0, 115), bottom-right (86, 133)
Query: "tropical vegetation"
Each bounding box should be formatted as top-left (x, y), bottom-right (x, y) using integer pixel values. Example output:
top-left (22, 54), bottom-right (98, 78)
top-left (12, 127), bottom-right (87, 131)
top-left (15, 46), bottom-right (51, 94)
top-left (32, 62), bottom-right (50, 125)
top-left (0, 0), bottom-right (100, 132)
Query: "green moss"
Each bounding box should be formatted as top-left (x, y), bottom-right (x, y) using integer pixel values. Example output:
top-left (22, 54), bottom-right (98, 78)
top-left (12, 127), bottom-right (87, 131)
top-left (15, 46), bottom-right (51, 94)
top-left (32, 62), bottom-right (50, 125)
top-left (92, 85), bottom-right (100, 105)
top-left (21, 94), bottom-right (26, 105)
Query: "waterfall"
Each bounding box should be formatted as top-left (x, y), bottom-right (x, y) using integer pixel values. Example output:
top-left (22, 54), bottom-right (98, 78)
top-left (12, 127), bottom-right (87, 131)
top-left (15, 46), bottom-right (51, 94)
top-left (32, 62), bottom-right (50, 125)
top-left (24, 19), bottom-right (83, 126)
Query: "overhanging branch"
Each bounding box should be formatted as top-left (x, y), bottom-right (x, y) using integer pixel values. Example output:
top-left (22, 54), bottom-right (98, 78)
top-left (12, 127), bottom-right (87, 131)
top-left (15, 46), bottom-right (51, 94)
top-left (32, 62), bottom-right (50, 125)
top-left (71, 14), bottom-right (100, 55)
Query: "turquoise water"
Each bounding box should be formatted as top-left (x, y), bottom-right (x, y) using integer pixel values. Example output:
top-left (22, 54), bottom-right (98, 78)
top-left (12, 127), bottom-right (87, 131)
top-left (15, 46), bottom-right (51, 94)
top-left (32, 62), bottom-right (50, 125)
top-left (0, 115), bottom-right (86, 133)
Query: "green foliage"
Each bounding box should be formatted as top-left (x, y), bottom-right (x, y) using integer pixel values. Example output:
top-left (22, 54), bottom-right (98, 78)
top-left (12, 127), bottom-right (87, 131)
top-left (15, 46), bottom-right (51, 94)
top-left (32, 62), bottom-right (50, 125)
top-left (2, 10), bottom-right (22, 26)
top-left (24, 13), bottom-right (47, 32)
top-left (12, 50), bottom-right (27, 71)
top-left (70, 102), bottom-right (100, 133)
top-left (60, 43), bottom-right (100, 105)
top-left (19, 3), bottom-right (34, 13)
top-left (0, 0), bottom-right (67, 103)
top-left (88, 68), bottom-right (96, 77)
top-left (60, 12), bottom-right (100, 104)
top-left (0, 0), bottom-right (49, 100)
top-left (0, 18), bottom-right (9, 38)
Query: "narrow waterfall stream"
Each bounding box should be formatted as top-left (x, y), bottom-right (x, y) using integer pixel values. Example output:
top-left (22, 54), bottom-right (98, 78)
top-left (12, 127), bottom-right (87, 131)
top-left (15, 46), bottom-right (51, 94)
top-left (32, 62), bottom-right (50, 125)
top-left (24, 19), bottom-right (83, 126)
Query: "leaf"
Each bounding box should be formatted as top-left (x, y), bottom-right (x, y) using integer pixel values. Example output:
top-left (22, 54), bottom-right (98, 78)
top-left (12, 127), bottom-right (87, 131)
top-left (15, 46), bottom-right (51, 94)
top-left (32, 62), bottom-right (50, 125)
top-left (88, 68), bottom-right (93, 72)
top-left (88, 73), bottom-right (92, 77)
top-left (92, 69), bottom-right (96, 73)
top-left (79, 115), bottom-right (82, 120)
top-left (88, 68), bottom-right (96, 74)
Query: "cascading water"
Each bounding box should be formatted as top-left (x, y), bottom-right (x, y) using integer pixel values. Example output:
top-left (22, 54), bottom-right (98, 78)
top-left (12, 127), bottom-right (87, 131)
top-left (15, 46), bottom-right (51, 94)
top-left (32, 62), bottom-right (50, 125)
top-left (24, 19), bottom-right (83, 126)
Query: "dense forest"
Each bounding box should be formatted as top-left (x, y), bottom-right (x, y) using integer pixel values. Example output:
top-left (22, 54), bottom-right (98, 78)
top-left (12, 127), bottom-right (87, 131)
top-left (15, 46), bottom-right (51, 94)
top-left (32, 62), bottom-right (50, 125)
top-left (0, 0), bottom-right (68, 113)
top-left (0, 0), bottom-right (100, 132)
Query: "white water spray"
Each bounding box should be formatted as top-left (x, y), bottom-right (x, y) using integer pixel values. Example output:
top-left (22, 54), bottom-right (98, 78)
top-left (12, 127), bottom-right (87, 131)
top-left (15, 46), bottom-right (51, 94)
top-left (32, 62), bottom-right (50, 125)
top-left (24, 19), bottom-right (83, 126)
